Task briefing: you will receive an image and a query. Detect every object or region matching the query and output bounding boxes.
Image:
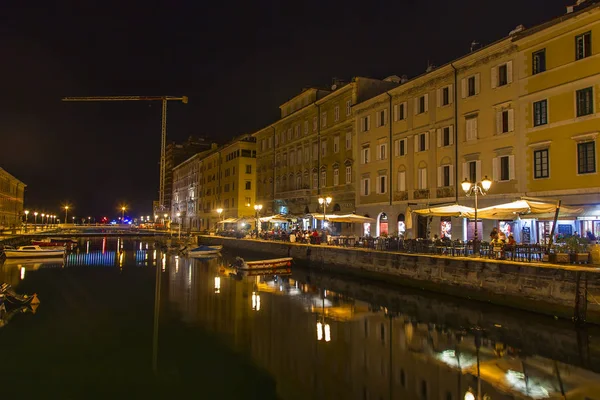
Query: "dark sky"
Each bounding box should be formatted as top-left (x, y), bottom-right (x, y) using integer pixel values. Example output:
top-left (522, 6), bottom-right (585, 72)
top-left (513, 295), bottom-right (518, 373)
top-left (0, 0), bottom-right (570, 220)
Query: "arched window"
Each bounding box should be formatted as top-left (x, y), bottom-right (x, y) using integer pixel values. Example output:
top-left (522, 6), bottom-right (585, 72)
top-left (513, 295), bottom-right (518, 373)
top-left (397, 213), bottom-right (406, 235)
top-left (333, 203), bottom-right (341, 212)
top-left (377, 212), bottom-right (389, 237)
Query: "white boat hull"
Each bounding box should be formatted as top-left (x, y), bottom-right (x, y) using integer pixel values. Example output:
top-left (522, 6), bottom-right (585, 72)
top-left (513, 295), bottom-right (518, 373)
top-left (4, 249), bottom-right (65, 258)
top-left (188, 249), bottom-right (221, 257)
top-left (238, 257), bottom-right (293, 270)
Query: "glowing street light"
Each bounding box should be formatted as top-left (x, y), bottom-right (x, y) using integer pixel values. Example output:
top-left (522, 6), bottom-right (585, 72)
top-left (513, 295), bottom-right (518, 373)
top-left (253, 204), bottom-right (263, 236)
top-left (64, 205), bottom-right (70, 224)
top-left (176, 212), bottom-right (181, 239)
top-left (33, 211), bottom-right (38, 230)
top-left (462, 176), bottom-right (492, 254)
top-left (121, 206), bottom-right (126, 221)
top-left (318, 196), bottom-right (332, 230)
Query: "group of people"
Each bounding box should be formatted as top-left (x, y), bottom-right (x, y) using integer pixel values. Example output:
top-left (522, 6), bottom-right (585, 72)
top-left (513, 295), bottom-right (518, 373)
top-left (489, 227), bottom-right (516, 259)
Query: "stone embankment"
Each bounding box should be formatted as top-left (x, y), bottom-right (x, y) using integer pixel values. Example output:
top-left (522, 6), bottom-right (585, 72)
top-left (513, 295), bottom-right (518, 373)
top-left (198, 235), bottom-right (600, 324)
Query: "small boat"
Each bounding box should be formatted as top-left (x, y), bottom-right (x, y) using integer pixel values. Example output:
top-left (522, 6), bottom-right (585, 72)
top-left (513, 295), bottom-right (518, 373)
top-left (31, 238), bottom-right (77, 250)
top-left (187, 245), bottom-right (221, 258)
top-left (207, 245), bottom-right (222, 251)
top-left (3, 245), bottom-right (65, 258)
top-left (0, 283), bottom-right (40, 307)
top-left (232, 257), bottom-right (293, 270)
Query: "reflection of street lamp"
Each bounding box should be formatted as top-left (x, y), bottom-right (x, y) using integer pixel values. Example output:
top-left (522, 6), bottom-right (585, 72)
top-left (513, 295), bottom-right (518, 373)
top-left (253, 204), bottom-right (263, 236)
top-left (464, 390), bottom-right (475, 400)
top-left (216, 208), bottom-right (223, 232)
top-left (316, 292), bottom-right (331, 342)
top-left (176, 212), bottom-right (181, 239)
top-left (251, 291), bottom-right (260, 311)
top-left (318, 196), bottom-right (332, 230)
top-left (461, 176), bottom-right (492, 254)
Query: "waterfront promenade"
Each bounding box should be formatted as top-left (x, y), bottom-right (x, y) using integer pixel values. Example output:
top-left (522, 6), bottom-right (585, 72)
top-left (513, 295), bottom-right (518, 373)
top-left (198, 235), bottom-right (600, 324)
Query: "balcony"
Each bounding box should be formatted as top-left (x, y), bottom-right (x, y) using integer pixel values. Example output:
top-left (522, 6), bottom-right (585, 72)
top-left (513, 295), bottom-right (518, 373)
top-left (393, 191), bottom-right (408, 201)
top-left (436, 186), bottom-right (455, 198)
top-left (413, 189), bottom-right (430, 200)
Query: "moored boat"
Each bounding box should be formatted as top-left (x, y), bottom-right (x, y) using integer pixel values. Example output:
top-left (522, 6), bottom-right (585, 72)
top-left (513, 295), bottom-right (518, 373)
top-left (3, 245), bottom-right (66, 258)
top-left (187, 245), bottom-right (221, 258)
top-left (0, 283), bottom-right (40, 307)
top-left (31, 238), bottom-right (77, 250)
top-left (232, 257), bottom-right (293, 270)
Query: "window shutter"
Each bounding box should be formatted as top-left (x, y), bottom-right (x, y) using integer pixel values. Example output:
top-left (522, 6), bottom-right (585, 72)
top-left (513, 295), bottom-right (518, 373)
top-left (448, 84), bottom-right (453, 104)
top-left (393, 139), bottom-right (399, 156)
top-left (507, 61), bottom-right (513, 84)
top-left (461, 78), bottom-right (466, 99)
top-left (473, 117), bottom-right (478, 139)
top-left (462, 162), bottom-right (468, 181)
top-left (496, 111), bottom-right (502, 134)
top-left (384, 108), bottom-right (388, 125)
top-left (475, 160), bottom-right (482, 183)
top-left (392, 105), bottom-right (397, 121)
top-left (425, 131), bottom-right (430, 150)
top-left (449, 165), bottom-right (454, 186)
top-left (367, 116), bottom-right (371, 131)
top-left (424, 94), bottom-right (429, 113)
top-left (436, 89), bottom-right (441, 107)
top-left (367, 148), bottom-right (370, 163)
top-left (376, 145), bottom-right (381, 160)
top-left (414, 135), bottom-right (419, 153)
top-left (466, 119), bottom-right (472, 140)
top-left (491, 66), bottom-right (498, 89)
top-left (492, 157), bottom-right (499, 181)
top-left (376, 175), bottom-right (380, 193)
top-left (437, 129), bottom-right (442, 147)
top-left (403, 139), bottom-right (407, 155)
top-left (398, 171), bottom-right (406, 191)
top-left (421, 168), bottom-right (427, 189)
top-left (508, 109), bottom-right (515, 132)
top-left (449, 125), bottom-right (454, 145)
top-left (437, 166), bottom-right (442, 187)
top-left (402, 102), bottom-right (407, 118)
top-left (475, 73), bottom-right (480, 94)
top-left (509, 155), bottom-right (515, 180)
top-left (414, 98), bottom-right (419, 115)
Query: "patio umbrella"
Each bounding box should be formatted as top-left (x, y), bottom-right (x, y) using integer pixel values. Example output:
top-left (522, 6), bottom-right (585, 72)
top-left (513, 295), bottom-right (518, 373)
top-left (411, 204), bottom-right (475, 218)
top-left (327, 214), bottom-right (376, 223)
top-left (475, 200), bottom-right (583, 220)
top-left (217, 218), bottom-right (238, 224)
top-left (259, 214), bottom-right (289, 223)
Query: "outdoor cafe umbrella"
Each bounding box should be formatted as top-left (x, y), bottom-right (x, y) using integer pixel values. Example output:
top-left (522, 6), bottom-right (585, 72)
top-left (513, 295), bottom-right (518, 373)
top-left (259, 214), bottom-right (289, 223)
top-left (326, 214), bottom-right (376, 223)
top-left (411, 204), bottom-right (475, 218)
top-left (217, 218), bottom-right (238, 224)
top-left (475, 199), bottom-right (583, 220)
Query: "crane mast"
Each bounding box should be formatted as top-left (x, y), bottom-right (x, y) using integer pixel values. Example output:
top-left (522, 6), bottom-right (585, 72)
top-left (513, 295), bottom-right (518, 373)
top-left (62, 95), bottom-right (188, 210)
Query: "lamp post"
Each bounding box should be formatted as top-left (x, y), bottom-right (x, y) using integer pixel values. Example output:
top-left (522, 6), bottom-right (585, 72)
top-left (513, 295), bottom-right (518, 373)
top-left (41, 213), bottom-right (45, 230)
top-left (121, 206), bottom-right (126, 222)
top-left (253, 204), bottom-right (263, 237)
top-left (317, 196), bottom-right (332, 230)
top-left (34, 212), bottom-right (38, 230)
top-left (461, 176), bottom-right (492, 255)
top-left (72, 216), bottom-right (75, 225)
top-left (216, 208), bottom-right (223, 232)
top-left (176, 212), bottom-right (181, 239)
top-left (24, 210), bottom-right (29, 232)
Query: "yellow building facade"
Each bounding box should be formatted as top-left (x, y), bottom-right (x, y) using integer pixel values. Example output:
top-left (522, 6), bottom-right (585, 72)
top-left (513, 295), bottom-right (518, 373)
top-left (254, 78), bottom-right (398, 231)
top-left (517, 2), bottom-right (600, 240)
top-left (0, 167), bottom-right (26, 230)
top-left (171, 135), bottom-right (256, 231)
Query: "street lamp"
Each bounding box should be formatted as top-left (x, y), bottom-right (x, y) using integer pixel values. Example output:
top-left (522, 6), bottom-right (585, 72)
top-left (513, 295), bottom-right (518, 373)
top-left (216, 208), bottom-right (223, 232)
top-left (176, 212), bottom-right (181, 239)
top-left (24, 210), bottom-right (29, 232)
top-left (34, 212), bottom-right (38, 230)
top-left (318, 196), bottom-right (332, 230)
top-left (41, 213), bottom-right (45, 229)
top-left (72, 216), bottom-right (75, 225)
top-left (121, 206), bottom-right (126, 222)
top-left (461, 176), bottom-right (492, 254)
top-left (253, 204), bottom-right (263, 237)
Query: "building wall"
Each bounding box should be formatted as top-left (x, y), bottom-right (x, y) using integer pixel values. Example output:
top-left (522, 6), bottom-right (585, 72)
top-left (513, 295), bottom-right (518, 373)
top-left (0, 168), bottom-right (26, 229)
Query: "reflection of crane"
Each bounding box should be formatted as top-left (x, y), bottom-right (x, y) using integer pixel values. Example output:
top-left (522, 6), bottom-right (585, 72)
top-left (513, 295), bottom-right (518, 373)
top-left (62, 95), bottom-right (188, 209)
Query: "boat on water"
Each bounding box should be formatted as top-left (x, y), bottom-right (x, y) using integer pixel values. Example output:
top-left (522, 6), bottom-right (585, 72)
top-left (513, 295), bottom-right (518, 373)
top-left (31, 238), bottom-right (77, 250)
top-left (187, 245), bottom-right (221, 257)
top-left (0, 283), bottom-right (40, 307)
top-left (232, 257), bottom-right (293, 271)
top-left (3, 245), bottom-right (66, 258)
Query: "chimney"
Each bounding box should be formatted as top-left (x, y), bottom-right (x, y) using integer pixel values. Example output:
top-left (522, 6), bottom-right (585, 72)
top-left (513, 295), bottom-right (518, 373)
top-left (400, 75), bottom-right (409, 83)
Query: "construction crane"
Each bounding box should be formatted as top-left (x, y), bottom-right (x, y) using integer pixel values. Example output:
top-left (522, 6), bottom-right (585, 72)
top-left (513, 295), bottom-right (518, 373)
top-left (62, 95), bottom-right (188, 211)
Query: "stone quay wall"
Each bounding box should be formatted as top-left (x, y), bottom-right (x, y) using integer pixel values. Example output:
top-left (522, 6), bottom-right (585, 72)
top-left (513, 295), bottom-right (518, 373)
top-left (198, 235), bottom-right (600, 324)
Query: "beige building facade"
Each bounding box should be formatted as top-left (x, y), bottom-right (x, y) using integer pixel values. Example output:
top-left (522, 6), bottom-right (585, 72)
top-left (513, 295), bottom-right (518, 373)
top-left (0, 167), bottom-right (26, 229)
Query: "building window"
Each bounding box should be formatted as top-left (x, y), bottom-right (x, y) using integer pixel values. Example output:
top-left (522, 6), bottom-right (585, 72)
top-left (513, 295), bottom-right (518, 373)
top-left (245, 165), bottom-right (252, 174)
top-left (576, 87), bottom-right (594, 117)
top-left (397, 171), bottom-right (406, 191)
top-left (466, 116), bottom-right (478, 141)
top-left (418, 167), bottom-right (427, 189)
top-left (320, 170), bottom-right (327, 187)
top-left (576, 31), bottom-right (592, 60)
top-left (533, 100), bottom-right (548, 126)
top-left (304, 120), bottom-right (309, 135)
top-left (534, 149), bottom-right (549, 179)
top-left (297, 148), bottom-right (302, 165)
top-left (296, 175), bottom-right (302, 189)
top-left (416, 95), bottom-right (428, 114)
top-left (289, 151), bottom-right (295, 166)
top-left (313, 143), bottom-right (318, 160)
top-left (287, 129), bottom-right (292, 141)
top-left (295, 125), bottom-right (300, 138)
top-left (345, 166), bottom-right (352, 183)
top-left (468, 76), bottom-right (476, 96)
top-left (346, 132), bottom-right (352, 149)
top-left (578, 141), bottom-right (596, 174)
top-left (321, 140), bottom-right (327, 156)
top-left (361, 178), bottom-right (370, 196)
top-left (346, 100), bottom-right (352, 116)
top-left (377, 109), bottom-right (387, 127)
top-left (378, 175), bottom-right (387, 194)
top-left (362, 147), bottom-right (370, 164)
top-left (440, 165), bottom-right (451, 187)
top-left (321, 112), bottom-right (327, 128)
top-left (443, 127), bottom-right (451, 146)
top-left (498, 64), bottom-right (508, 86)
top-left (468, 161), bottom-right (477, 183)
top-left (361, 115), bottom-right (371, 132)
top-left (313, 116), bottom-right (318, 132)
top-left (442, 86), bottom-right (450, 106)
top-left (333, 169), bottom-right (339, 186)
top-left (500, 156), bottom-right (510, 181)
top-left (334, 105), bottom-right (340, 122)
top-left (497, 109), bottom-right (513, 133)
top-left (395, 138), bottom-right (407, 156)
top-left (378, 143), bottom-right (387, 160)
top-left (415, 132), bottom-right (429, 152)
top-left (245, 181), bottom-right (252, 190)
top-left (532, 49), bottom-right (546, 74)
top-left (312, 173), bottom-right (318, 189)
top-left (334, 136), bottom-right (340, 153)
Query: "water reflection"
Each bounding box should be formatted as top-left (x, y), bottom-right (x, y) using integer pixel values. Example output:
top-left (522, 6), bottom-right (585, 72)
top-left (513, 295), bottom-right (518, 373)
top-left (167, 254), bottom-right (600, 400)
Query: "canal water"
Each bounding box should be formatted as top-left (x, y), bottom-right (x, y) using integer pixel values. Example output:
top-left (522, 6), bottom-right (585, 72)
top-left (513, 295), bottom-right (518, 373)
top-left (1, 237), bottom-right (599, 399)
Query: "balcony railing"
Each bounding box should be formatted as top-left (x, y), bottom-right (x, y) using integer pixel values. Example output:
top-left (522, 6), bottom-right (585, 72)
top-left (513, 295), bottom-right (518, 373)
top-left (393, 191), bottom-right (408, 201)
top-left (436, 186), bottom-right (455, 198)
top-left (413, 189), bottom-right (430, 200)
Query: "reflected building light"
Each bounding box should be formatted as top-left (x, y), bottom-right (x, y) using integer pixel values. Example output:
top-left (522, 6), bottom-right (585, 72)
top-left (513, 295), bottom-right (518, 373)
top-left (153, 249), bottom-right (157, 265)
top-left (162, 254), bottom-right (166, 272)
top-left (145, 243), bottom-right (148, 250)
top-left (324, 323), bottom-right (331, 342)
top-left (279, 285), bottom-right (283, 292)
top-left (505, 370), bottom-right (549, 399)
top-left (102, 238), bottom-right (106, 254)
top-left (20, 267), bottom-right (25, 280)
top-left (188, 267), bottom-right (192, 287)
top-left (139, 242), bottom-right (142, 251)
top-left (119, 251), bottom-right (124, 267)
top-left (295, 281), bottom-right (298, 289)
top-left (175, 257), bottom-right (179, 273)
top-left (86, 241), bottom-right (90, 254)
top-left (251, 291), bottom-right (261, 311)
top-left (464, 390), bottom-right (475, 400)
top-left (214, 276), bottom-right (220, 293)
top-left (316, 322), bottom-right (323, 341)
top-left (145, 253), bottom-right (148, 260)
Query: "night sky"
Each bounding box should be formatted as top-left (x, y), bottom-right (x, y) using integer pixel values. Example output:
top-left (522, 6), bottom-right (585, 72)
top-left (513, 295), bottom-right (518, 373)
top-left (0, 0), bottom-right (570, 220)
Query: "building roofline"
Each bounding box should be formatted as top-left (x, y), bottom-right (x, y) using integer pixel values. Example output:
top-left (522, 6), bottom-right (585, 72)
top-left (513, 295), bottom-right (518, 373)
top-left (0, 167), bottom-right (26, 187)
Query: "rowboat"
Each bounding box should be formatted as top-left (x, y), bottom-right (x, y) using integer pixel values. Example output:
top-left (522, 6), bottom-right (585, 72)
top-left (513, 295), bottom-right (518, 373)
top-left (187, 245), bottom-right (221, 258)
top-left (232, 257), bottom-right (293, 270)
top-left (3, 245), bottom-right (65, 258)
